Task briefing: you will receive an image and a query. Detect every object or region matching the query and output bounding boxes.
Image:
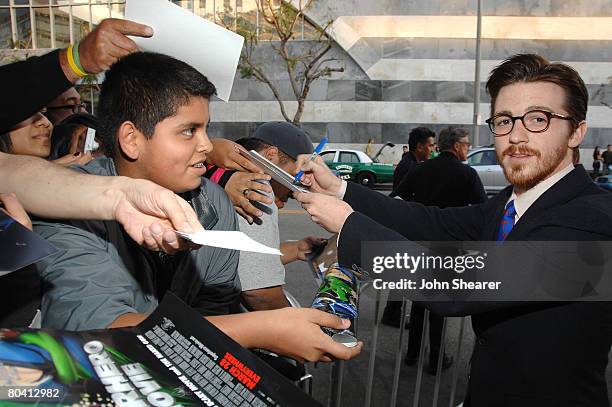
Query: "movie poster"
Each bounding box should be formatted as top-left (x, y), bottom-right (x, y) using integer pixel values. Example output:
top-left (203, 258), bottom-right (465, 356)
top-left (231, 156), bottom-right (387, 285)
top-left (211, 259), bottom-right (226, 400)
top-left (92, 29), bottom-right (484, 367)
top-left (0, 293), bottom-right (321, 407)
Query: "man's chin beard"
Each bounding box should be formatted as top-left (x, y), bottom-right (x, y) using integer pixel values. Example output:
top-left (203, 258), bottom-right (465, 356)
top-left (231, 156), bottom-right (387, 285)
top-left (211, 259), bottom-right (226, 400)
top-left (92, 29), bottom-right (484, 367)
top-left (502, 146), bottom-right (567, 191)
top-left (503, 163), bottom-right (544, 190)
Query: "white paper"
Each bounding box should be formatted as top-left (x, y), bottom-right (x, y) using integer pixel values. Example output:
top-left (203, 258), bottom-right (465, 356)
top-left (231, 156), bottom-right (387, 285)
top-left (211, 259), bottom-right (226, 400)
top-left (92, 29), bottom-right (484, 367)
top-left (175, 231), bottom-right (282, 256)
top-left (125, 0), bottom-right (244, 101)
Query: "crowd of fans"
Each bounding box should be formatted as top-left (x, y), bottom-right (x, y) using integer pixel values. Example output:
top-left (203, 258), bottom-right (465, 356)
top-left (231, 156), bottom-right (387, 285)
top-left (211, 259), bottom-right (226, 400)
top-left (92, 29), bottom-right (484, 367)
top-left (0, 18), bottom-right (362, 364)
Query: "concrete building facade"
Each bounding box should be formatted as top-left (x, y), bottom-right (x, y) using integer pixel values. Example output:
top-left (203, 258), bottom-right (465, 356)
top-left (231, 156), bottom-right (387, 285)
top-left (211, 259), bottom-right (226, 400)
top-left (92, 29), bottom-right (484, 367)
top-left (1, 0), bottom-right (611, 156)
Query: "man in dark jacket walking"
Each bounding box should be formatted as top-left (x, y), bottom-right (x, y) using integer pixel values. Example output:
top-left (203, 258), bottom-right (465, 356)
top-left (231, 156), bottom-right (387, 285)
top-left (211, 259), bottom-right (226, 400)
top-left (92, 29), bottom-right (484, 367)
top-left (392, 127), bottom-right (435, 190)
top-left (393, 126), bottom-right (486, 373)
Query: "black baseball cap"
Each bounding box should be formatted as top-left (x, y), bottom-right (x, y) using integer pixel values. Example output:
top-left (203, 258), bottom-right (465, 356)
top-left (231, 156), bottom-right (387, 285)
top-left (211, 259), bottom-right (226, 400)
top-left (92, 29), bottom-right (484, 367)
top-left (252, 121), bottom-right (313, 160)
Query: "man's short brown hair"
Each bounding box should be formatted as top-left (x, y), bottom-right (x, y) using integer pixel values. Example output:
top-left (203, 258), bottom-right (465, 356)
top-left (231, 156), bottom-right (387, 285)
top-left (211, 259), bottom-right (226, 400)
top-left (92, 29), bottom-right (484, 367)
top-left (486, 54), bottom-right (588, 127)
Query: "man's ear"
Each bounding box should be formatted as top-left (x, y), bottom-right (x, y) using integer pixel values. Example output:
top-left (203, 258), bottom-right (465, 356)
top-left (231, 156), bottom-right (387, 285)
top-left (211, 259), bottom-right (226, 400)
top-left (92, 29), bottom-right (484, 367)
top-left (263, 146), bottom-right (280, 163)
top-left (117, 121), bottom-right (142, 160)
top-left (568, 121), bottom-right (587, 149)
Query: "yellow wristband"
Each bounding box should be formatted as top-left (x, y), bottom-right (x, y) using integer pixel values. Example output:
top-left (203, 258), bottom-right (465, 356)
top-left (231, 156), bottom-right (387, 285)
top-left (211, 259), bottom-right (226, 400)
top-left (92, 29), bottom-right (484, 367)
top-left (67, 44), bottom-right (87, 78)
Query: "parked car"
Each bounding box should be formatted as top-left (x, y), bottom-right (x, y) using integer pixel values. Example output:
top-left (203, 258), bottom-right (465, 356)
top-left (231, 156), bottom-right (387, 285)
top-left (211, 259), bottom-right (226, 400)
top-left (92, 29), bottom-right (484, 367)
top-left (595, 174), bottom-right (612, 192)
top-left (466, 147), bottom-right (509, 194)
top-left (320, 149), bottom-right (395, 187)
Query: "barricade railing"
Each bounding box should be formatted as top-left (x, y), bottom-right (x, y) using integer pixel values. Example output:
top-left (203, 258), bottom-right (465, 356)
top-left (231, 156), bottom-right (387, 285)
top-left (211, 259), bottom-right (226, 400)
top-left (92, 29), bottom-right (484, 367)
top-left (325, 287), bottom-right (472, 407)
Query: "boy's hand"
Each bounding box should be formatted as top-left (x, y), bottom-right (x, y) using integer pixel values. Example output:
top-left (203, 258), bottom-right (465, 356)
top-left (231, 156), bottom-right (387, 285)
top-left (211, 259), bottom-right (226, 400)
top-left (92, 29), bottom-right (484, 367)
top-left (256, 307), bottom-right (363, 363)
top-left (208, 138), bottom-right (262, 173)
top-left (225, 172), bottom-right (273, 223)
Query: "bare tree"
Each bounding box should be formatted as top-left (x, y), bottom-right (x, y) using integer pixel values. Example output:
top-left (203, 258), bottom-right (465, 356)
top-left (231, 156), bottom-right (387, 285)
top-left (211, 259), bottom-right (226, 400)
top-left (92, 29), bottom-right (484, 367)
top-left (228, 0), bottom-right (343, 124)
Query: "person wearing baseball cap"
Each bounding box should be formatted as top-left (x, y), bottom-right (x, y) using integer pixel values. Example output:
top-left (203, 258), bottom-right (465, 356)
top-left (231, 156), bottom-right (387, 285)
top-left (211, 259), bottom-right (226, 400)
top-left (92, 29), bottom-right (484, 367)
top-left (219, 122), bottom-right (323, 311)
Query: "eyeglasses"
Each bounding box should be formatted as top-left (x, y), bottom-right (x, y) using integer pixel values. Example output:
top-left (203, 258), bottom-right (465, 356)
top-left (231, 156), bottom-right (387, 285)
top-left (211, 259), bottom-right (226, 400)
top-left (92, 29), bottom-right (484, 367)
top-left (485, 109), bottom-right (576, 136)
top-left (46, 103), bottom-right (86, 114)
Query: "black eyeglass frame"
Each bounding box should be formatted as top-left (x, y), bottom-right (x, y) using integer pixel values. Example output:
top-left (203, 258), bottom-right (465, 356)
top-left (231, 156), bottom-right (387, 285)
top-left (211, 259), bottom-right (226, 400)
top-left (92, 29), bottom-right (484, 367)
top-left (46, 103), bottom-right (87, 114)
top-left (485, 109), bottom-right (577, 136)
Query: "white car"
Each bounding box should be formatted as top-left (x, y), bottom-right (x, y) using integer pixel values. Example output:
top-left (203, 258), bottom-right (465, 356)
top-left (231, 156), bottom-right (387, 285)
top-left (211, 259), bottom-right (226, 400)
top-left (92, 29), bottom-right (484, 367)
top-left (466, 147), bottom-right (509, 194)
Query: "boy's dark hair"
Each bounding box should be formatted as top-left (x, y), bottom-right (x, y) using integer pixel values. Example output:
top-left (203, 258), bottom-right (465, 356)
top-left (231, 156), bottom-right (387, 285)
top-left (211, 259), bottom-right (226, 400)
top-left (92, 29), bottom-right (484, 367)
top-left (97, 52), bottom-right (216, 156)
top-left (486, 54), bottom-right (588, 127)
top-left (408, 127), bottom-right (435, 151)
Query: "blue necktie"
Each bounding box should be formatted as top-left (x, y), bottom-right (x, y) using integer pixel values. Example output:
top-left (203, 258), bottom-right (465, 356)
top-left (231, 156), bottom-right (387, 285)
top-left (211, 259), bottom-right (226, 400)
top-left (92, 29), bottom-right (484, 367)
top-left (496, 200), bottom-right (516, 241)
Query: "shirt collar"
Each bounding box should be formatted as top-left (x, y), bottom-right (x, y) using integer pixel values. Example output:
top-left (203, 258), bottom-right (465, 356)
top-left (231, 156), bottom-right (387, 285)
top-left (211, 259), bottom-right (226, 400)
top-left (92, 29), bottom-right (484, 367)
top-left (508, 163), bottom-right (574, 221)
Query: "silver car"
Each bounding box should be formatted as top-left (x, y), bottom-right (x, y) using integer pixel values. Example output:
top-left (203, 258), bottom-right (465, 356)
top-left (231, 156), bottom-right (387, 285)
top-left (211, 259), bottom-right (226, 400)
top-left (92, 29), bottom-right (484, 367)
top-left (466, 147), bottom-right (509, 194)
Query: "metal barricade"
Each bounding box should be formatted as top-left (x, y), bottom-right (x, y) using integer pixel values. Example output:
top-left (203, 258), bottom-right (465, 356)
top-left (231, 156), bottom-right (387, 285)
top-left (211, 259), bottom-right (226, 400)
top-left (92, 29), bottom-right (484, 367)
top-left (324, 287), bottom-right (473, 407)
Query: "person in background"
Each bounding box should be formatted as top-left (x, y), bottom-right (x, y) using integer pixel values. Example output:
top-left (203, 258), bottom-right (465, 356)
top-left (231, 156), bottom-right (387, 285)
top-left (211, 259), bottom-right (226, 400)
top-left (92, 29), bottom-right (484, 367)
top-left (392, 127), bottom-right (435, 190)
top-left (385, 127), bottom-right (435, 327)
top-left (365, 138), bottom-right (374, 157)
top-left (602, 144), bottom-right (612, 174)
top-left (592, 146), bottom-right (602, 176)
top-left (0, 109), bottom-right (93, 166)
top-left (429, 142), bottom-right (440, 159)
top-left (393, 126), bottom-right (486, 374)
top-left (45, 87), bottom-right (87, 125)
top-left (205, 122), bottom-right (326, 311)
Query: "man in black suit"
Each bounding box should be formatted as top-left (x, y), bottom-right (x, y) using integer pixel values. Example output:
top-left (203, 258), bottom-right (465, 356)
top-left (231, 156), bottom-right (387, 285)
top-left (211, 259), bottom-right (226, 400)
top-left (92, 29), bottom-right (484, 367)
top-left (392, 127), bottom-right (435, 190)
top-left (295, 54), bottom-right (612, 406)
top-left (394, 126), bottom-right (487, 373)
top-left (384, 126), bottom-right (435, 327)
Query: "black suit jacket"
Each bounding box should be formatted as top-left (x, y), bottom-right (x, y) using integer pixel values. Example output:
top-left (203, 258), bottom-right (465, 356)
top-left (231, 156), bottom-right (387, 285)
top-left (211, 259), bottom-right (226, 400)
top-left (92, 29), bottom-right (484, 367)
top-left (393, 151), bottom-right (486, 206)
top-left (338, 165), bottom-right (612, 407)
top-left (393, 151), bottom-right (418, 190)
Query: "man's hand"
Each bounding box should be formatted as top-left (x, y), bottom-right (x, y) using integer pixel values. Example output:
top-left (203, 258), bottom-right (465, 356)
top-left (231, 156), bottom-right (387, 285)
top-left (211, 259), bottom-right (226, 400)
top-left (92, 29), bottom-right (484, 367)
top-left (225, 172), bottom-right (273, 223)
top-left (280, 237), bottom-right (327, 264)
top-left (295, 236), bottom-right (327, 261)
top-left (294, 192), bottom-right (353, 233)
top-left (112, 178), bottom-right (203, 254)
top-left (295, 154), bottom-right (343, 196)
top-left (0, 193), bottom-right (32, 231)
top-left (208, 139), bottom-right (263, 173)
top-left (60, 18), bottom-right (153, 81)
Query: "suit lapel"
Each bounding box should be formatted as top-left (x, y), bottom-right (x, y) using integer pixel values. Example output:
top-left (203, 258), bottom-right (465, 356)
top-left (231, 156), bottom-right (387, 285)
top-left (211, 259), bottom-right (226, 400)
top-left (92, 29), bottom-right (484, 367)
top-left (507, 166), bottom-right (592, 241)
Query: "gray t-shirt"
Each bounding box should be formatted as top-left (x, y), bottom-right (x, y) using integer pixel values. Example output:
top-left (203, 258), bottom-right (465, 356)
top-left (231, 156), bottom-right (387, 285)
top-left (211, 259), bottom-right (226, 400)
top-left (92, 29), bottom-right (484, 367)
top-left (34, 157), bottom-right (240, 331)
top-left (237, 181), bottom-right (285, 291)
